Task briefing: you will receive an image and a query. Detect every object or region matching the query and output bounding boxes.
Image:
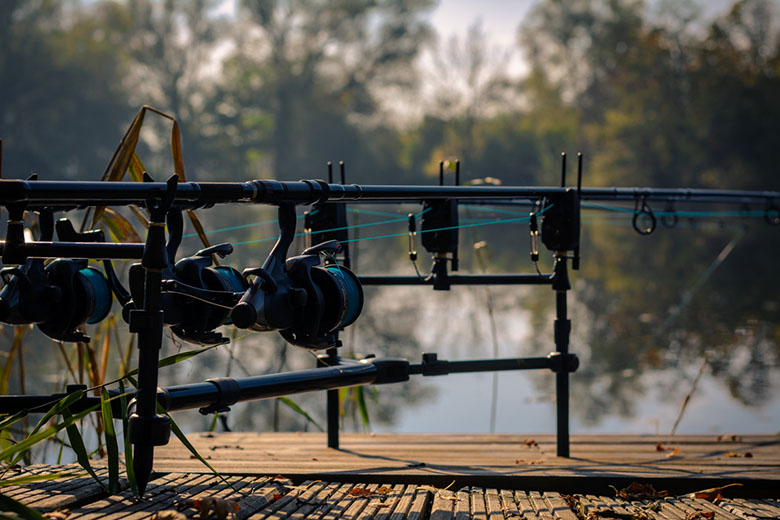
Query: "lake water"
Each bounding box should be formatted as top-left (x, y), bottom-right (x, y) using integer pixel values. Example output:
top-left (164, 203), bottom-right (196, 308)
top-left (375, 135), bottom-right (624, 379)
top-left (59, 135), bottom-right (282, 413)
top-left (381, 368), bottom-right (780, 435)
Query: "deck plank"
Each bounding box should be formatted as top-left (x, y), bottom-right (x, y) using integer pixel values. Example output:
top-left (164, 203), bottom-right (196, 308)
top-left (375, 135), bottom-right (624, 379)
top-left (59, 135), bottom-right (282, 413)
top-left (429, 488), bottom-right (456, 520)
top-left (4, 433), bottom-right (780, 518)
top-left (1, 463), bottom-right (128, 511)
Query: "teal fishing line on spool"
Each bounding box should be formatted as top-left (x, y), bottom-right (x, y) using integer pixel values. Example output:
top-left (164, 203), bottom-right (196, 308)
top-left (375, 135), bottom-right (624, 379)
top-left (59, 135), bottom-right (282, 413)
top-left (324, 265), bottom-right (362, 326)
top-left (79, 267), bottom-right (112, 324)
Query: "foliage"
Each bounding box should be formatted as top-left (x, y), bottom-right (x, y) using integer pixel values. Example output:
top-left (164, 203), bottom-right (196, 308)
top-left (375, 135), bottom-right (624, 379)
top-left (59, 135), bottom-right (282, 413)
top-left (0, 0), bottom-right (779, 456)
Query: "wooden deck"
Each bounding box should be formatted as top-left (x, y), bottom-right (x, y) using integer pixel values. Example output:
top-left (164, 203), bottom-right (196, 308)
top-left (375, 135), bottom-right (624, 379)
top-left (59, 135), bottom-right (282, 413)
top-left (154, 433), bottom-right (780, 495)
top-left (2, 433), bottom-right (780, 519)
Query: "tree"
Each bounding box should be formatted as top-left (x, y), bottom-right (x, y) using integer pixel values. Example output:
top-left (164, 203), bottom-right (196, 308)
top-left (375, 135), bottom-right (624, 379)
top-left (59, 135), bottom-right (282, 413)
top-left (519, 0), bottom-right (780, 424)
top-left (119, 0), bottom-right (231, 180)
top-left (0, 1), bottom-right (133, 180)
top-left (218, 0), bottom-right (435, 182)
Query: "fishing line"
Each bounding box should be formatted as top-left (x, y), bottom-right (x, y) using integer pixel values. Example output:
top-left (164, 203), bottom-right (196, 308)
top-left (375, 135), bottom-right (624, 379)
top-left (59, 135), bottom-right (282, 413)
top-left (350, 207), bottom-right (412, 218)
top-left (342, 206), bottom-right (553, 244)
top-left (231, 208), bottom-right (432, 247)
top-left (184, 202), bottom-right (764, 244)
top-left (581, 202), bottom-right (766, 219)
top-left (183, 207), bottom-right (407, 240)
top-left (181, 212), bottom-right (311, 239)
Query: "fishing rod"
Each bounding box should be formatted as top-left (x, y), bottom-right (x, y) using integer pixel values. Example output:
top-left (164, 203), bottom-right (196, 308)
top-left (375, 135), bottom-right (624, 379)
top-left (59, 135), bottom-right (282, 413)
top-left (0, 351), bottom-right (579, 417)
top-left (0, 154), bottom-right (777, 495)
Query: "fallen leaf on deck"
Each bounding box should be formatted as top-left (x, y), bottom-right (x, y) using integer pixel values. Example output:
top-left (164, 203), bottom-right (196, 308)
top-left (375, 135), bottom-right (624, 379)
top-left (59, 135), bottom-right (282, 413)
top-left (665, 447), bottom-right (681, 458)
top-left (684, 512), bottom-right (715, 520)
top-left (374, 487), bottom-right (393, 495)
top-left (691, 483), bottom-right (742, 502)
top-left (610, 482), bottom-right (669, 500)
top-left (350, 487), bottom-right (374, 496)
top-left (745, 452), bottom-right (753, 458)
top-left (369, 497), bottom-right (400, 508)
top-left (656, 442), bottom-right (666, 451)
top-left (523, 439), bottom-right (538, 448)
top-left (187, 497), bottom-right (240, 520)
top-left (149, 511), bottom-right (186, 520)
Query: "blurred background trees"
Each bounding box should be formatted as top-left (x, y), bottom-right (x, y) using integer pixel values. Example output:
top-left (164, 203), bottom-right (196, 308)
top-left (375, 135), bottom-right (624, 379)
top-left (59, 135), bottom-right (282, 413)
top-left (1, 0), bottom-right (778, 431)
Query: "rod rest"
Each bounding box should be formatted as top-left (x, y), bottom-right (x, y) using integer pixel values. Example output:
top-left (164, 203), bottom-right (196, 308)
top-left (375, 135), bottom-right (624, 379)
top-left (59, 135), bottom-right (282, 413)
top-left (407, 352), bottom-right (579, 376)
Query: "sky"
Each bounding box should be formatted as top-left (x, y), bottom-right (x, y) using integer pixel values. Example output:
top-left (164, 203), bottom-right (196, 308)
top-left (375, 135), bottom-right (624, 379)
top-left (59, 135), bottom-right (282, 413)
top-left (428, 0), bottom-right (536, 49)
top-left (425, 0), bottom-right (536, 79)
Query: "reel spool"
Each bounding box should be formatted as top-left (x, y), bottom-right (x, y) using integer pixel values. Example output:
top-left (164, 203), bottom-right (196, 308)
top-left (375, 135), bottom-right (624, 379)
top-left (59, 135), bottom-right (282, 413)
top-left (0, 259), bottom-right (113, 343)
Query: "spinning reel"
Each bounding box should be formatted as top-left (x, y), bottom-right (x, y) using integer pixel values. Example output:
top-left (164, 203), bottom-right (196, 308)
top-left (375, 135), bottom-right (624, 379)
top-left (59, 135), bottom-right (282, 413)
top-left (232, 202), bottom-right (363, 349)
top-left (0, 214), bottom-right (113, 343)
top-left (117, 202), bottom-right (362, 349)
top-left (117, 208), bottom-right (246, 346)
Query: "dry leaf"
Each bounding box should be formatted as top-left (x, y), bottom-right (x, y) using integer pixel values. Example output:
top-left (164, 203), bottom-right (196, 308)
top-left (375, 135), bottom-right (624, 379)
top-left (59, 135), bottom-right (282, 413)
top-left (150, 512), bottom-right (186, 520)
top-left (610, 482), bottom-right (669, 500)
top-left (691, 483), bottom-right (742, 502)
top-left (744, 452), bottom-right (753, 458)
top-left (368, 497), bottom-right (399, 509)
top-left (186, 208), bottom-right (213, 251)
top-left (183, 497), bottom-right (239, 520)
top-left (666, 447), bottom-right (681, 458)
top-left (349, 487), bottom-right (374, 496)
top-left (101, 207), bottom-right (142, 243)
top-left (374, 487), bottom-right (393, 495)
top-left (523, 439), bottom-right (538, 448)
top-left (272, 494), bottom-right (283, 502)
top-left (656, 442), bottom-right (665, 451)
